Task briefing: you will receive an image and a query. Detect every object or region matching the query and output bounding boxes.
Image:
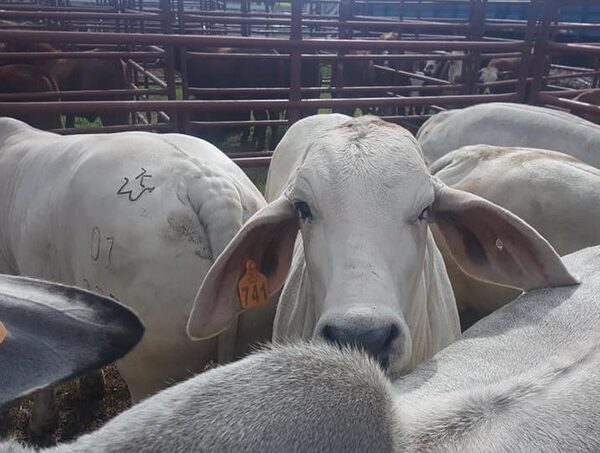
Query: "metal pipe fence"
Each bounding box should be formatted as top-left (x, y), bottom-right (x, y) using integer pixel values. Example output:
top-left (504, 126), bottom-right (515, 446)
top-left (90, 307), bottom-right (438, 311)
top-left (0, 0), bottom-right (599, 166)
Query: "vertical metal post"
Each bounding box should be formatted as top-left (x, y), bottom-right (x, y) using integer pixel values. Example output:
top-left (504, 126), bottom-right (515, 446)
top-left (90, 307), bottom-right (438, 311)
top-left (592, 56), bottom-right (600, 89)
top-left (464, 0), bottom-right (485, 95)
top-left (179, 46), bottom-right (190, 133)
top-left (177, 0), bottom-right (184, 34)
top-left (289, 0), bottom-right (303, 124)
top-left (161, 0), bottom-right (177, 130)
top-left (241, 0), bottom-right (250, 36)
top-left (516, 0), bottom-right (541, 102)
top-left (334, 0), bottom-right (353, 111)
top-left (529, 0), bottom-right (557, 103)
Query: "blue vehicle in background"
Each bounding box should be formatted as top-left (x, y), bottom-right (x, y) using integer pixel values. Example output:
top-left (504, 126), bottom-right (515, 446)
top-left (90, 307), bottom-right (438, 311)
top-left (356, 1), bottom-right (600, 40)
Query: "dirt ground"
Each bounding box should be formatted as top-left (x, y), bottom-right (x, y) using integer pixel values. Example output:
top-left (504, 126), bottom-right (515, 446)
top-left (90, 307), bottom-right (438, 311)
top-left (0, 366), bottom-right (131, 447)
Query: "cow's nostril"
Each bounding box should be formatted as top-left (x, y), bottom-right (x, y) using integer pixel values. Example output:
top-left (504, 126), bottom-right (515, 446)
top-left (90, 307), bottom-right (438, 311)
top-left (319, 323), bottom-right (399, 369)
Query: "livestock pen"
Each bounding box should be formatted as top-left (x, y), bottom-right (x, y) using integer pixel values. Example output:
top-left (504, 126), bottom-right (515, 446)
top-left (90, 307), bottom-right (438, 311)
top-left (0, 0), bottom-right (599, 163)
top-left (2, 0), bottom-right (600, 444)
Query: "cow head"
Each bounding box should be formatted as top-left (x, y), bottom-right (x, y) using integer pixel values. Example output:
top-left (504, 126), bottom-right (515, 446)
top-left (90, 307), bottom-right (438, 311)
top-left (479, 66), bottom-right (498, 94)
top-left (188, 116), bottom-right (577, 375)
top-left (423, 60), bottom-right (441, 77)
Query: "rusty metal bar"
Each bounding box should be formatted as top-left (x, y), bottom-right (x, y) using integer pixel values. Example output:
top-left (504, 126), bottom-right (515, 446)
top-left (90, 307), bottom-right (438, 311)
top-left (0, 88), bottom-right (164, 101)
top-left (185, 51), bottom-right (471, 61)
top-left (543, 71), bottom-right (600, 82)
top-left (540, 88), bottom-right (591, 98)
top-left (232, 156), bottom-right (271, 167)
top-left (188, 83), bottom-right (464, 95)
top-left (0, 30), bottom-right (525, 52)
top-left (52, 123), bottom-right (173, 134)
top-left (547, 42), bottom-right (600, 56)
top-left (0, 51), bottom-right (163, 60)
top-left (537, 93), bottom-right (600, 116)
top-left (0, 93), bottom-right (518, 115)
top-left (127, 59), bottom-right (168, 88)
top-left (0, 10), bottom-right (161, 20)
top-left (190, 119), bottom-right (289, 128)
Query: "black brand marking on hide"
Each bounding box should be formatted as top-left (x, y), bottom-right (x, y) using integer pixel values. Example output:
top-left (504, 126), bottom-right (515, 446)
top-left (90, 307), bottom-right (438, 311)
top-left (117, 168), bottom-right (156, 202)
top-left (91, 227), bottom-right (101, 261)
top-left (90, 227), bottom-right (116, 267)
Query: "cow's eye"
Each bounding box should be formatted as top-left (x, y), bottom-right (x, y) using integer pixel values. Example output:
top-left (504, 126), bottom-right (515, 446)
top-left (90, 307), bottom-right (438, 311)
top-left (294, 201), bottom-right (312, 221)
top-left (417, 205), bottom-right (433, 223)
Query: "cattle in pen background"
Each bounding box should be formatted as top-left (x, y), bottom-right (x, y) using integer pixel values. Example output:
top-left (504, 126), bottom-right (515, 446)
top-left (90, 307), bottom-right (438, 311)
top-left (0, 41), bottom-right (131, 128)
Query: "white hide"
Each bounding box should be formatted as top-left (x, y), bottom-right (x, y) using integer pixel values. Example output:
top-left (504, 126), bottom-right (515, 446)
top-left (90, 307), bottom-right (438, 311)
top-left (417, 102), bottom-right (600, 167)
top-left (430, 144), bottom-right (600, 315)
top-left (0, 118), bottom-right (268, 401)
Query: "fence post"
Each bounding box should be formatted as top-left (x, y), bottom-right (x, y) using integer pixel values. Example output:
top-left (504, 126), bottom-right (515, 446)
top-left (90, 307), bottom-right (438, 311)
top-left (179, 46), bottom-right (191, 134)
top-left (160, 0), bottom-right (178, 131)
top-left (334, 0), bottom-right (353, 109)
top-left (529, 0), bottom-right (558, 103)
top-left (516, 0), bottom-right (542, 103)
top-left (288, 0), bottom-right (303, 124)
top-left (241, 0), bottom-right (250, 36)
top-left (464, 0), bottom-right (485, 95)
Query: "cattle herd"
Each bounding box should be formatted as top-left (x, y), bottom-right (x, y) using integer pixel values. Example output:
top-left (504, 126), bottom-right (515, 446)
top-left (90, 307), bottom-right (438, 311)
top-left (2, 28), bottom-right (600, 451)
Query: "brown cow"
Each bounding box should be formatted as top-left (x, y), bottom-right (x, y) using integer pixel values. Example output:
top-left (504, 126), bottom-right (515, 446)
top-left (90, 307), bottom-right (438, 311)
top-left (0, 64), bottom-right (61, 130)
top-left (330, 32), bottom-right (418, 116)
top-left (0, 42), bottom-right (130, 128)
top-left (572, 88), bottom-right (600, 124)
top-left (479, 57), bottom-right (522, 94)
top-left (184, 46), bottom-right (320, 150)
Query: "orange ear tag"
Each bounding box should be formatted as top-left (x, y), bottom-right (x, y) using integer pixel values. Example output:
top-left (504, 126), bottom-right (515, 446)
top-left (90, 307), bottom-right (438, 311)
top-left (238, 259), bottom-right (269, 309)
top-left (0, 321), bottom-right (6, 345)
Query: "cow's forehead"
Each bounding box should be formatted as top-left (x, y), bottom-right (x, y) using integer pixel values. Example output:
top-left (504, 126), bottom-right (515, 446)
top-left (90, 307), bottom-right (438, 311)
top-left (298, 117), bottom-right (430, 191)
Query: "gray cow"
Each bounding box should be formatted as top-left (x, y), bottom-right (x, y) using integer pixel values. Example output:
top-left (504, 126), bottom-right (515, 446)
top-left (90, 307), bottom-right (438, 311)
top-left (4, 246), bottom-right (600, 451)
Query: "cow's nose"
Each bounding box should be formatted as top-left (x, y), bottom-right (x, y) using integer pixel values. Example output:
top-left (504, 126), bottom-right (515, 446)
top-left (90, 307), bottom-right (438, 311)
top-left (320, 324), bottom-right (399, 368)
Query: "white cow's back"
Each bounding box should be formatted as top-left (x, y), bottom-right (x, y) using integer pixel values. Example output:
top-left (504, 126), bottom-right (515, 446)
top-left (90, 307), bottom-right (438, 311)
top-left (417, 102), bottom-right (600, 167)
top-left (0, 118), bottom-right (268, 399)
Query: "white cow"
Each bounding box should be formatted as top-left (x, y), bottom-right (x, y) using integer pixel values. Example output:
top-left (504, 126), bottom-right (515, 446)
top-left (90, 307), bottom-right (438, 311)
top-left (417, 102), bottom-right (600, 167)
top-left (7, 246), bottom-right (600, 452)
top-left (429, 145), bottom-right (600, 323)
top-left (187, 114), bottom-right (574, 377)
top-left (0, 118), bottom-right (269, 424)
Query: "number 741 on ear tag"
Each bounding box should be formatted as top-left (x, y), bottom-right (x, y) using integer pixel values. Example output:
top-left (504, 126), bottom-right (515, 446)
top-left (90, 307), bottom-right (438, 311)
top-left (238, 259), bottom-right (269, 309)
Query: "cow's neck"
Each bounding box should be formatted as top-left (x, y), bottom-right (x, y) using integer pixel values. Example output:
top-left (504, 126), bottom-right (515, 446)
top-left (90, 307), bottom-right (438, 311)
top-left (407, 231), bottom-right (461, 369)
top-left (272, 235), bottom-right (315, 342)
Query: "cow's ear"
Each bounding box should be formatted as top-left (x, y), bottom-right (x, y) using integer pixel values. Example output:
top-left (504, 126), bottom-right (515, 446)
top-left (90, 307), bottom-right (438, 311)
top-left (0, 275), bottom-right (144, 407)
top-left (432, 180), bottom-right (578, 291)
top-left (187, 196), bottom-right (298, 341)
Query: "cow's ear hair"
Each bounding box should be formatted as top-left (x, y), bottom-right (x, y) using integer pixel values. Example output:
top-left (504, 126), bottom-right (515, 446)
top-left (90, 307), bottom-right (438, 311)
top-left (432, 180), bottom-right (578, 291)
top-left (187, 196), bottom-right (298, 341)
top-left (0, 275), bottom-right (144, 407)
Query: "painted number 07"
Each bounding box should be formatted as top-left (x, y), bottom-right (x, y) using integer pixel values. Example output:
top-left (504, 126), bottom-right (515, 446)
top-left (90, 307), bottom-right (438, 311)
top-left (91, 226), bottom-right (114, 265)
